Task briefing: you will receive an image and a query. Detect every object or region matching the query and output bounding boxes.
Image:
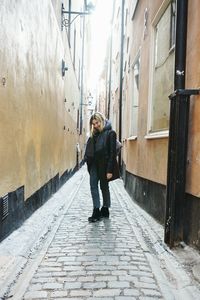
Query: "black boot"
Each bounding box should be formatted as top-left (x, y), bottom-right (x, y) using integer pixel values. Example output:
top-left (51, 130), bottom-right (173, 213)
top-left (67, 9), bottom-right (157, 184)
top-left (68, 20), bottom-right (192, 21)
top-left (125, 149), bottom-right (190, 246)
top-left (88, 208), bottom-right (100, 222)
top-left (100, 206), bottom-right (109, 218)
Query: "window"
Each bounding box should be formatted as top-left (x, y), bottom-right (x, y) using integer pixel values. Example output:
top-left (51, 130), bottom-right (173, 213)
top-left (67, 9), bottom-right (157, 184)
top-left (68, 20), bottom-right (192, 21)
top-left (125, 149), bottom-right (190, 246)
top-left (170, 0), bottom-right (176, 49)
top-left (125, 8), bottom-right (128, 25)
top-left (77, 109), bottom-right (79, 130)
top-left (131, 0), bottom-right (139, 20)
top-left (78, 59), bottom-right (81, 88)
top-left (150, 1), bottom-right (176, 133)
top-left (130, 55), bottom-right (140, 136)
top-left (73, 27), bottom-right (76, 68)
top-left (127, 37), bottom-right (129, 53)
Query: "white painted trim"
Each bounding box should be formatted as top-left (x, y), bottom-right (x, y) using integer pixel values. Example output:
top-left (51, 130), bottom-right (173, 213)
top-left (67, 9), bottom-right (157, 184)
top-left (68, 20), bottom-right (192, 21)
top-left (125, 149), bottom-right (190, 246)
top-left (169, 44), bottom-right (175, 54)
top-left (131, 0), bottom-right (139, 20)
top-left (127, 135), bottom-right (137, 141)
top-left (130, 47), bottom-right (141, 68)
top-left (145, 130), bottom-right (169, 139)
top-left (152, 0), bottom-right (171, 26)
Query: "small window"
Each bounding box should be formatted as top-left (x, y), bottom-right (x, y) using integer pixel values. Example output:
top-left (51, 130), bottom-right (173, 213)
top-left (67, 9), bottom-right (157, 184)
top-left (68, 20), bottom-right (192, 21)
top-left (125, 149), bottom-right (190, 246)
top-left (150, 1), bottom-right (176, 133)
top-left (130, 55), bottom-right (140, 136)
top-left (78, 59), bottom-right (81, 88)
top-left (125, 8), bottom-right (128, 25)
top-left (170, 0), bottom-right (176, 49)
top-left (127, 37), bottom-right (129, 53)
top-left (131, 0), bottom-right (139, 20)
top-left (77, 109), bottom-right (79, 130)
top-left (73, 27), bottom-right (76, 68)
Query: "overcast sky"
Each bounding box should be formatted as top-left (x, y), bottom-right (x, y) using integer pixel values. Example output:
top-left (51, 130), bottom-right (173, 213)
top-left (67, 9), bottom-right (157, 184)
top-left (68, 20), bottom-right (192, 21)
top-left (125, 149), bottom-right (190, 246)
top-left (88, 0), bottom-right (113, 90)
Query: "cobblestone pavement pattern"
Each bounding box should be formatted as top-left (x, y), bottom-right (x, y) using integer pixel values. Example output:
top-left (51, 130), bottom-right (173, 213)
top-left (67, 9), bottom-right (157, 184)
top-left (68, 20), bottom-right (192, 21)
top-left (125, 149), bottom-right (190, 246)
top-left (3, 167), bottom-right (200, 300)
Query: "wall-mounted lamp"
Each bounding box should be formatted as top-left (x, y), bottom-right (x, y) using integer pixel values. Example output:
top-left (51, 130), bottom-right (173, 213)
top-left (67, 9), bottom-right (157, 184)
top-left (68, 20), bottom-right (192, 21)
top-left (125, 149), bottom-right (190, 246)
top-left (62, 59), bottom-right (68, 77)
top-left (61, 2), bottom-right (95, 30)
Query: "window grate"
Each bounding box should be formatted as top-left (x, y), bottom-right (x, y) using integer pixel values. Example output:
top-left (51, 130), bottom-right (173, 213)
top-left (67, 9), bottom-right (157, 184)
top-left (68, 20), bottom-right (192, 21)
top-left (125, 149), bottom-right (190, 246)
top-left (2, 194), bottom-right (9, 220)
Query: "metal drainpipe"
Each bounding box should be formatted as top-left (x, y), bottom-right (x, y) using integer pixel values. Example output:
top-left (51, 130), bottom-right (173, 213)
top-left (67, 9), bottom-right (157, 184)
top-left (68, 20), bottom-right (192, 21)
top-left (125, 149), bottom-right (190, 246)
top-left (108, 0), bottom-right (115, 120)
top-left (80, 14), bottom-right (85, 135)
top-left (118, 0), bottom-right (125, 171)
top-left (68, 0), bottom-right (72, 46)
top-left (108, 35), bottom-right (113, 120)
top-left (164, 0), bottom-right (200, 247)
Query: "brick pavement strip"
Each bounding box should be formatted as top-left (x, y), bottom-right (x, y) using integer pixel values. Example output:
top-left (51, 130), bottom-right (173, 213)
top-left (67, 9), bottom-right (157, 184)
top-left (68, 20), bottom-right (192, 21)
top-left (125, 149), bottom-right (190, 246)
top-left (93, 289), bottom-right (121, 297)
top-left (23, 291), bottom-right (48, 299)
top-left (9, 168), bottom-right (199, 300)
top-left (50, 290), bottom-right (69, 297)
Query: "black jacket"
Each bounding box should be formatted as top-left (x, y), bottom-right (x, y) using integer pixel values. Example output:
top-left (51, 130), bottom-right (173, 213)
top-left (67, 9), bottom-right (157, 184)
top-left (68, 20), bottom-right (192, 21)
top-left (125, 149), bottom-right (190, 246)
top-left (84, 121), bottom-right (117, 174)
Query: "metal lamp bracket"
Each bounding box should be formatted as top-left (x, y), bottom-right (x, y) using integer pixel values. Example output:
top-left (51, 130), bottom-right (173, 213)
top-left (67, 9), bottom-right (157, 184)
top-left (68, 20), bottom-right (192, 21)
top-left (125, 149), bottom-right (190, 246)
top-left (61, 3), bottom-right (91, 30)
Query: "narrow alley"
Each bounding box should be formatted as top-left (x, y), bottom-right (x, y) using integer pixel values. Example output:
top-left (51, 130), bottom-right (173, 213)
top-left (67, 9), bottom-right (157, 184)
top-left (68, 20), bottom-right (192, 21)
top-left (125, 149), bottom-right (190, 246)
top-left (1, 1), bottom-right (200, 299)
top-left (0, 166), bottom-right (200, 300)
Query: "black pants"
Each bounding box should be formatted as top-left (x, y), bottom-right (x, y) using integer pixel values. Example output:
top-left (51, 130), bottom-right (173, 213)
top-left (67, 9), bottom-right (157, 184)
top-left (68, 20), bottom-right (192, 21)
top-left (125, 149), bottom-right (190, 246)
top-left (89, 163), bottom-right (111, 208)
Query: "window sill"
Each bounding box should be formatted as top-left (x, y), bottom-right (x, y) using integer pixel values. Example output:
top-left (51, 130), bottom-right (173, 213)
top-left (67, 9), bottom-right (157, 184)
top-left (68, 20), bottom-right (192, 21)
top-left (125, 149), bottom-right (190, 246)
top-left (126, 135), bottom-right (137, 141)
top-left (145, 130), bottom-right (169, 139)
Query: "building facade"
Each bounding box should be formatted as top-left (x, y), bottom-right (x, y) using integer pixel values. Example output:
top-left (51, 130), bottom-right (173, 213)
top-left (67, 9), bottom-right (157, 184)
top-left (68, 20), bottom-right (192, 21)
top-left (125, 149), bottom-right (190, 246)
top-left (100, 0), bottom-right (200, 250)
top-left (0, 0), bottom-right (90, 240)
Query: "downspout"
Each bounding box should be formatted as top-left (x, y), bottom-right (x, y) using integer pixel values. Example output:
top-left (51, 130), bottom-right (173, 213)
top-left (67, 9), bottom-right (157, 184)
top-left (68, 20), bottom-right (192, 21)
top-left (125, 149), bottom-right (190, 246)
top-left (105, 61), bottom-right (108, 118)
top-left (108, 0), bottom-right (115, 120)
top-left (68, 0), bottom-right (72, 46)
top-left (174, 0), bottom-right (187, 90)
top-left (119, 0), bottom-right (125, 170)
top-left (165, 0), bottom-right (200, 247)
top-left (80, 14), bottom-right (85, 135)
top-left (108, 35), bottom-right (112, 119)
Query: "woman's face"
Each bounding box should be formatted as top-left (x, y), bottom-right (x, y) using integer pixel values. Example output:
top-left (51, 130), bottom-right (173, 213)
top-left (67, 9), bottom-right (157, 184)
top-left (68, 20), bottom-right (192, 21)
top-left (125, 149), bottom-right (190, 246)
top-left (92, 119), bottom-right (101, 132)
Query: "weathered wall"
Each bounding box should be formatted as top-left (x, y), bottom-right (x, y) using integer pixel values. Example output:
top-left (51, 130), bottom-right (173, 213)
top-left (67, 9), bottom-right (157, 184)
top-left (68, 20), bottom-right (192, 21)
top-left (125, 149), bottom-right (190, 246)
top-left (106, 0), bottom-right (200, 249)
top-left (186, 0), bottom-right (200, 197)
top-left (122, 0), bottom-right (169, 185)
top-left (0, 0), bottom-right (82, 201)
top-left (123, 0), bottom-right (200, 198)
top-left (121, 0), bottom-right (200, 249)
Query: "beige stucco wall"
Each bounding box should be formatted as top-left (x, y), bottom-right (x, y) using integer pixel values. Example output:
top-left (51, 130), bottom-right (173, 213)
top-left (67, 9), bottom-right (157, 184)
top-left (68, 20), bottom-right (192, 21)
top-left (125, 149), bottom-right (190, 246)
top-left (0, 0), bottom-right (84, 199)
top-left (186, 0), bottom-right (200, 196)
top-left (122, 0), bottom-right (200, 198)
top-left (121, 0), bottom-right (168, 185)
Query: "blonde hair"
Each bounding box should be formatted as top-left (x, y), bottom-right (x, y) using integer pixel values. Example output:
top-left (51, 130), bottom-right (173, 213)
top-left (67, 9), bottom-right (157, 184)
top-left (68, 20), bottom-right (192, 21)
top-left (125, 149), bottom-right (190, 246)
top-left (89, 112), bottom-right (105, 136)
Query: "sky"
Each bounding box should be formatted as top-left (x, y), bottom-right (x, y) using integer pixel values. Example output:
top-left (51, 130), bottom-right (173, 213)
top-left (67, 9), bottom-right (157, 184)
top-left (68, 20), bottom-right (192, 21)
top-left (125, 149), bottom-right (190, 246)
top-left (88, 0), bottom-right (114, 90)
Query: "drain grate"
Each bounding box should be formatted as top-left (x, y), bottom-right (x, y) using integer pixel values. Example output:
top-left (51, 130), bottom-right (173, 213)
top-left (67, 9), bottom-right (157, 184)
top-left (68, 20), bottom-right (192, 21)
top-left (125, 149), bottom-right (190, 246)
top-left (2, 194), bottom-right (9, 220)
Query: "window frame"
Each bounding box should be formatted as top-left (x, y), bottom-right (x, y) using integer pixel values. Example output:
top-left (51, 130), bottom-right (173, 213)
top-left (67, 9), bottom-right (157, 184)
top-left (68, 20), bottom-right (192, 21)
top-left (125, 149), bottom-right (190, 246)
top-left (129, 50), bottom-right (141, 138)
top-left (147, 0), bottom-right (175, 139)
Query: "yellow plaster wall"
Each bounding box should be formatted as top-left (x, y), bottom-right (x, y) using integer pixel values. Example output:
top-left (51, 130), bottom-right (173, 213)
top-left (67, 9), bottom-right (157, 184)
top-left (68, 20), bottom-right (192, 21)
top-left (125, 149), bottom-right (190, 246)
top-left (0, 0), bottom-right (82, 199)
top-left (124, 0), bottom-right (200, 198)
top-left (124, 0), bottom-right (168, 185)
top-left (185, 0), bottom-right (200, 196)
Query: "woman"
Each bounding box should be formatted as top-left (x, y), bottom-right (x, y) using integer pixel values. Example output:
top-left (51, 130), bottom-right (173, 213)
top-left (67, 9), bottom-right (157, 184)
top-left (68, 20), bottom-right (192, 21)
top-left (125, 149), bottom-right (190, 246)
top-left (84, 112), bottom-right (119, 222)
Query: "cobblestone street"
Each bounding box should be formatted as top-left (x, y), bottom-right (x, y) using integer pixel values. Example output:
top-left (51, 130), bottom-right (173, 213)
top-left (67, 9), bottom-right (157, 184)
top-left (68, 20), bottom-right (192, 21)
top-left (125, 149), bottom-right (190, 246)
top-left (1, 166), bottom-right (200, 300)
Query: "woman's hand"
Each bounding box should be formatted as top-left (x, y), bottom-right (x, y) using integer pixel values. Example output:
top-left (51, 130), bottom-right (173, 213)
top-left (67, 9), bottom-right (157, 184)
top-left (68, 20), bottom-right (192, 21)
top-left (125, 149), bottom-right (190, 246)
top-left (106, 173), bottom-right (113, 180)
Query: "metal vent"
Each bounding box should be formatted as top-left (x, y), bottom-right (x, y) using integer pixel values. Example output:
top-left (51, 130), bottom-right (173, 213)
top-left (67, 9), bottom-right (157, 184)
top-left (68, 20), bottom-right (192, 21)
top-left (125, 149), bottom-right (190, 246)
top-left (2, 194), bottom-right (9, 220)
